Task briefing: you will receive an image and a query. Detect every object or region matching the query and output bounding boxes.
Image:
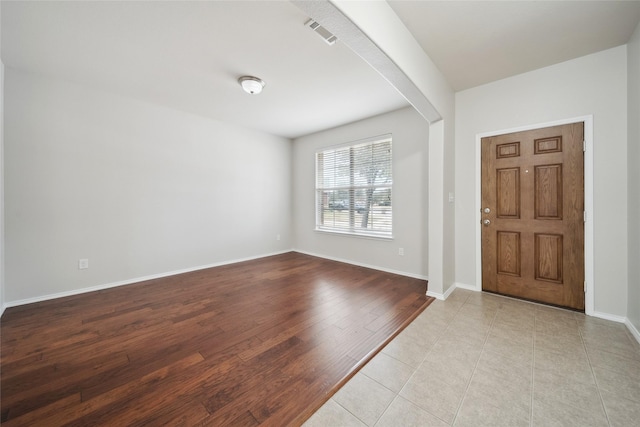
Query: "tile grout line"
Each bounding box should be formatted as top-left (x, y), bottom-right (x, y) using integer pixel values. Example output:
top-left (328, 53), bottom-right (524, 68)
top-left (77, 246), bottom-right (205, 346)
top-left (371, 297), bottom-right (468, 426)
top-left (371, 394), bottom-right (399, 427)
top-left (327, 398), bottom-right (367, 426)
top-left (577, 312), bottom-right (613, 427)
top-left (530, 310), bottom-right (536, 427)
top-left (363, 373), bottom-right (403, 427)
top-left (413, 297), bottom-right (467, 426)
top-left (395, 295), bottom-right (471, 426)
top-left (333, 366), bottom-right (411, 426)
top-left (450, 297), bottom-right (499, 425)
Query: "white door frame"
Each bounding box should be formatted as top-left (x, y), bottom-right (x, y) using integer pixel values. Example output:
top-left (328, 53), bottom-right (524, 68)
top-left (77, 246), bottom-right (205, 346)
top-left (475, 115), bottom-right (594, 315)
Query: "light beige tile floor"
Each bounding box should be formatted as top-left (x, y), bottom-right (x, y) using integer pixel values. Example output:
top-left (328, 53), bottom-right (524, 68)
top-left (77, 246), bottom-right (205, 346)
top-left (303, 289), bottom-right (640, 427)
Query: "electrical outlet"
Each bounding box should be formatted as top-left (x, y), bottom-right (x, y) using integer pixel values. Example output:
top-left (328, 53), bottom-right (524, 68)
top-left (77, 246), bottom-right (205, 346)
top-left (78, 259), bottom-right (89, 270)
top-left (398, 248), bottom-right (404, 256)
top-left (276, 234), bottom-right (281, 241)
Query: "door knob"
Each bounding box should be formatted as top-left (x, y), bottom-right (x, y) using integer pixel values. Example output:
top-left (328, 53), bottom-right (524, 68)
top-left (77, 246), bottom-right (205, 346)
top-left (483, 207), bottom-right (491, 214)
top-left (483, 219), bottom-right (491, 226)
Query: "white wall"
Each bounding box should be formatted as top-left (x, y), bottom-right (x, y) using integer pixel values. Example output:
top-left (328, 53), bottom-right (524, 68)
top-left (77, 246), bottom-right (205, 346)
top-left (455, 46), bottom-right (628, 317)
top-left (4, 69), bottom-right (292, 304)
top-left (292, 107), bottom-right (429, 278)
top-left (628, 22), bottom-right (640, 333)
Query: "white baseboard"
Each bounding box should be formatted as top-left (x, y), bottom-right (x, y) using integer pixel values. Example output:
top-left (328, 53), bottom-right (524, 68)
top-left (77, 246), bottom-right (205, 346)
top-left (454, 282), bottom-right (479, 292)
top-left (0, 303), bottom-right (6, 318)
top-left (2, 250), bottom-right (293, 310)
top-left (425, 290), bottom-right (443, 300)
top-left (292, 249), bottom-right (428, 281)
top-left (427, 282), bottom-right (477, 300)
top-left (625, 319), bottom-right (640, 345)
top-left (591, 311), bottom-right (627, 324)
top-left (427, 282), bottom-right (457, 300)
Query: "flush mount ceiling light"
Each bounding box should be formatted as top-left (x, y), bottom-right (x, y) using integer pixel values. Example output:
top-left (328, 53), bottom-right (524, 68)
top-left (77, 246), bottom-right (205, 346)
top-left (238, 76), bottom-right (265, 95)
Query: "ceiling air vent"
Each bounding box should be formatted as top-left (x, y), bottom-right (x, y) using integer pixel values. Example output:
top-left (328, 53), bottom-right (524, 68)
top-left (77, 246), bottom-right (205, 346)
top-left (305, 19), bottom-right (337, 46)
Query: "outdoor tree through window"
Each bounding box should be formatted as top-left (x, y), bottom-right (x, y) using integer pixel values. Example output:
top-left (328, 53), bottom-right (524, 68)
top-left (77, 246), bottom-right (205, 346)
top-left (315, 135), bottom-right (392, 237)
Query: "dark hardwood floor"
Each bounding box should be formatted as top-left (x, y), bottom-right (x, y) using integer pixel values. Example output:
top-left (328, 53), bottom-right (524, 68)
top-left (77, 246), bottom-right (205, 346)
top-left (1, 252), bottom-right (432, 426)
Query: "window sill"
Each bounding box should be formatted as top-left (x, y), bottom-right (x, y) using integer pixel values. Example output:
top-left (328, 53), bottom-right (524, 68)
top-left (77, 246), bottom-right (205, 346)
top-left (314, 228), bottom-right (394, 241)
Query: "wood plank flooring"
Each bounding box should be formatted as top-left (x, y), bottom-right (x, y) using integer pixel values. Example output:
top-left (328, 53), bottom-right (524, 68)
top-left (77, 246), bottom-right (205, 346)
top-left (1, 252), bottom-right (432, 426)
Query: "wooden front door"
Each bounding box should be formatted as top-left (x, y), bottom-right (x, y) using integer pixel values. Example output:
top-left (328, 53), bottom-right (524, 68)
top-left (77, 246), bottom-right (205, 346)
top-left (481, 123), bottom-right (585, 310)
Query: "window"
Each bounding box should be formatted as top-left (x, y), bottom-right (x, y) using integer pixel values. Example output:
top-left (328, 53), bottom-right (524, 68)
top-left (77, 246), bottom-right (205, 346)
top-left (315, 135), bottom-right (392, 238)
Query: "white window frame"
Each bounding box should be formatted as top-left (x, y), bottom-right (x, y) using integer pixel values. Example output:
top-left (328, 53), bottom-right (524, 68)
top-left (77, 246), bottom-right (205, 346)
top-left (315, 135), bottom-right (393, 239)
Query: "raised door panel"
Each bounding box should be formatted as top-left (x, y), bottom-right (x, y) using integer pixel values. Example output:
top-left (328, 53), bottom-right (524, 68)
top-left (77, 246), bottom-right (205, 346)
top-left (534, 136), bottom-right (562, 154)
top-left (535, 233), bottom-right (563, 283)
top-left (535, 164), bottom-right (563, 220)
top-left (497, 168), bottom-right (520, 219)
top-left (497, 231), bottom-right (521, 277)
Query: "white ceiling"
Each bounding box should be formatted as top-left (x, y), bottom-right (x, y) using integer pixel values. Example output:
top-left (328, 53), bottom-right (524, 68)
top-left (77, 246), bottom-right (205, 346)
top-left (0, 1), bottom-right (409, 139)
top-left (389, 0), bottom-right (640, 91)
top-left (2, 1), bottom-right (639, 138)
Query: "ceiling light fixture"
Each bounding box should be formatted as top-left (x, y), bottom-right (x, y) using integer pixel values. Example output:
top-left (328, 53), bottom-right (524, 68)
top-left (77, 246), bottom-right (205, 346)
top-left (238, 76), bottom-right (265, 95)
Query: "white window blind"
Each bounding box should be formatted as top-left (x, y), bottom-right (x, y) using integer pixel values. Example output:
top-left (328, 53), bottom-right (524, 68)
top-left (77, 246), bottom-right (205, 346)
top-left (315, 135), bottom-right (392, 237)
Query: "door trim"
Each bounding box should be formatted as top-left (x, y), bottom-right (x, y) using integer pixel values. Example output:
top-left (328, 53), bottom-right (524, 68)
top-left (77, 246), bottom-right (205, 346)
top-left (474, 115), bottom-right (594, 315)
